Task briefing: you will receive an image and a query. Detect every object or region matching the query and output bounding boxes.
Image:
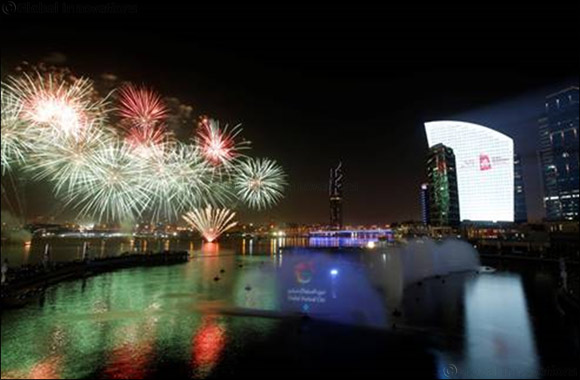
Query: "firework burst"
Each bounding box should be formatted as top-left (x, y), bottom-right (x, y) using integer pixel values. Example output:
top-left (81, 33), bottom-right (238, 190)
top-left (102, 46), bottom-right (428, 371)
top-left (234, 158), bottom-right (287, 210)
top-left (118, 84), bottom-right (169, 157)
top-left (183, 205), bottom-right (238, 243)
top-left (5, 72), bottom-right (107, 140)
top-left (2, 67), bottom-right (287, 224)
top-left (27, 124), bottom-right (115, 195)
top-left (140, 143), bottom-right (230, 221)
top-left (196, 118), bottom-right (250, 168)
top-left (118, 84), bottom-right (168, 128)
top-left (125, 124), bottom-right (168, 156)
top-left (64, 141), bottom-right (150, 222)
top-left (1, 87), bottom-right (31, 174)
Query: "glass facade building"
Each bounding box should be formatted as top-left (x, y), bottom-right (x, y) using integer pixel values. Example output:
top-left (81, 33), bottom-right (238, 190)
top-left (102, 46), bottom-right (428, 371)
top-left (425, 121), bottom-right (515, 223)
top-left (514, 154), bottom-right (528, 224)
top-left (426, 144), bottom-right (460, 227)
top-left (538, 87), bottom-right (579, 221)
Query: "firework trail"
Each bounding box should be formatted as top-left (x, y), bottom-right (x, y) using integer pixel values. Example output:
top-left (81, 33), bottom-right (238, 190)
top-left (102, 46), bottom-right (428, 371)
top-left (183, 205), bottom-right (238, 243)
top-left (233, 158), bottom-right (287, 210)
top-left (196, 118), bottom-right (250, 168)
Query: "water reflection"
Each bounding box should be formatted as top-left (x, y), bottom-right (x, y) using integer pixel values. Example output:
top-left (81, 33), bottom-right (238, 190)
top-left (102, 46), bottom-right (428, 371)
top-left (192, 317), bottom-right (226, 378)
top-left (103, 319), bottom-right (156, 379)
top-left (462, 274), bottom-right (539, 379)
top-left (200, 242), bottom-right (220, 256)
top-left (1, 237), bottom-right (313, 266)
top-left (0, 242), bottom-right (563, 379)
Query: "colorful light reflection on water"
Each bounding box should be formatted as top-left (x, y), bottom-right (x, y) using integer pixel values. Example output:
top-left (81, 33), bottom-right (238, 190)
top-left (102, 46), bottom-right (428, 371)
top-left (1, 244), bottom-right (576, 379)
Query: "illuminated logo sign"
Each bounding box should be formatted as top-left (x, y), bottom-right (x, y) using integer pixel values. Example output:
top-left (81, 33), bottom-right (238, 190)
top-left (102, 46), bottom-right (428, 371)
top-left (480, 154), bottom-right (492, 171)
top-left (294, 262), bottom-right (315, 284)
top-left (425, 121), bottom-right (514, 222)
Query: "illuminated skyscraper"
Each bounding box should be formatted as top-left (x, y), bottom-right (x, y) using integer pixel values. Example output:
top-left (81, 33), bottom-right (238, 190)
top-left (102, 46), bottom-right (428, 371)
top-left (538, 87), bottom-right (579, 221)
top-left (425, 121), bottom-right (515, 223)
top-left (329, 162), bottom-right (343, 229)
top-left (420, 183), bottom-right (430, 225)
top-left (514, 154), bottom-right (528, 224)
top-left (426, 144), bottom-right (460, 227)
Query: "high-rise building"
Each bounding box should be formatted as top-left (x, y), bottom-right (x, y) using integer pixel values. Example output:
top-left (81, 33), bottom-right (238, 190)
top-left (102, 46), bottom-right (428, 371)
top-left (425, 121), bottom-right (515, 223)
top-left (538, 87), bottom-right (579, 221)
top-left (420, 183), bottom-right (430, 225)
top-left (514, 154), bottom-right (528, 224)
top-left (426, 144), bottom-right (460, 227)
top-left (329, 162), bottom-right (343, 229)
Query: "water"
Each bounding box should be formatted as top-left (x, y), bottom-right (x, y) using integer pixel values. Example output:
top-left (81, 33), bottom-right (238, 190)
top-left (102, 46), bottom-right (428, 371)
top-left (1, 240), bottom-right (578, 379)
top-left (0, 236), bottom-right (311, 266)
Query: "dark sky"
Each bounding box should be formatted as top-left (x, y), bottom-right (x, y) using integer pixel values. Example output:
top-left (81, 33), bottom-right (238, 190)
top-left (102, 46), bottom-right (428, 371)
top-left (2, 2), bottom-right (579, 224)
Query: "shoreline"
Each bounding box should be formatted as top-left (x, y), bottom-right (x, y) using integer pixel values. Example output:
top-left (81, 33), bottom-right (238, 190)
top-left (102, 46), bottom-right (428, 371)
top-left (1, 251), bottom-right (190, 310)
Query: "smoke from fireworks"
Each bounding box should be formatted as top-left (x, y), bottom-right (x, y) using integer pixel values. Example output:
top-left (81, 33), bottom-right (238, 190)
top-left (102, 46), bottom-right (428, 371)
top-left (234, 158), bottom-right (287, 210)
top-left (183, 205), bottom-right (238, 243)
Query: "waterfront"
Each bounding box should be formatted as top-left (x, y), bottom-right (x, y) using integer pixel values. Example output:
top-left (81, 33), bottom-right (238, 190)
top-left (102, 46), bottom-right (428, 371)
top-left (1, 241), bottom-right (578, 379)
top-left (0, 237), bottom-right (310, 266)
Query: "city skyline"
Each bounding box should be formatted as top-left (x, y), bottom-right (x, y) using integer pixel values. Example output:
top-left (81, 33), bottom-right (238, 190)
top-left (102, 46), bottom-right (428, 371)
top-left (2, 4), bottom-right (579, 380)
top-left (1, 70), bottom-right (577, 226)
top-left (2, 3), bottom-right (579, 225)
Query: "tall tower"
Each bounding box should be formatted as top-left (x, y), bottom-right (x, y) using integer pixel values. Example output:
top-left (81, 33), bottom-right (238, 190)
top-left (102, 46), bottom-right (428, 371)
top-left (514, 153), bottom-right (528, 224)
top-left (420, 183), bottom-right (430, 225)
top-left (329, 162), bottom-right (343, 229)
top-left (426, 144), bottom-right (460, 227)
top-left (538, 87), bottom-right (579, 221)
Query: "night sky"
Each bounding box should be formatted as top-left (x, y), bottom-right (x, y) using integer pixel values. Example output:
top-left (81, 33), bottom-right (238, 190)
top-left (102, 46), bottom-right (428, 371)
top-left (2, 2), bottom-right (579, 224)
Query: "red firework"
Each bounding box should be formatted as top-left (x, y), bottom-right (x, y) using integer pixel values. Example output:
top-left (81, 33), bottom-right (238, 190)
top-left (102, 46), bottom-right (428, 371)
top-left (118, 84), bottom-right (168, 128)
top-left (125, 124), bottom-right (167, 153)
top-left (196, 118), bottom-right (245, 166)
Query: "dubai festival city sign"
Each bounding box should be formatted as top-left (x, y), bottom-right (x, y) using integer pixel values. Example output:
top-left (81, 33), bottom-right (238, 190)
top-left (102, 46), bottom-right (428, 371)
top-left (425, 120), bottom-right (515, 222)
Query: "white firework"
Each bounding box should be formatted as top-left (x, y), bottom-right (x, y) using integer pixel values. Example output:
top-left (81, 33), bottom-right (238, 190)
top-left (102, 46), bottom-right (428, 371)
top-left (140, 142), bottom-right (231, 222)
top-left (183, 205), bottom-right (238, 243)
top-left (1, 70), bottom-right (289, 224)
top-left (1, 87), bottom-right (31, 174)
top-left (26, 123), bottom-right (115, 195)
top-left (5, 71), bottom-right (108, 140)
top-left (234, 158), bottom-right (287, 210)
top-left (64, 141), bottom-right (149, 222)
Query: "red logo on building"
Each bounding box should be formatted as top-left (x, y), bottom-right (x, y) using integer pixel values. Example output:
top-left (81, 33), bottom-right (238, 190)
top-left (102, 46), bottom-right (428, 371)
top-left (480, 154), bottom-right (492, 171)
